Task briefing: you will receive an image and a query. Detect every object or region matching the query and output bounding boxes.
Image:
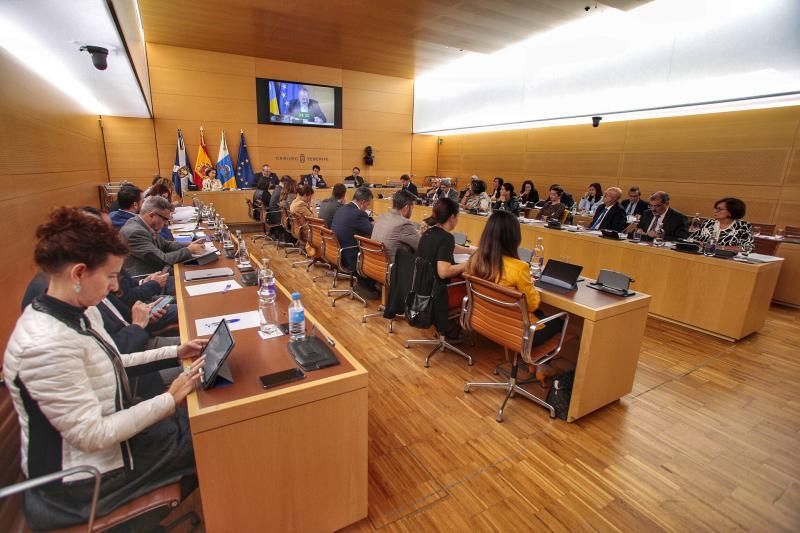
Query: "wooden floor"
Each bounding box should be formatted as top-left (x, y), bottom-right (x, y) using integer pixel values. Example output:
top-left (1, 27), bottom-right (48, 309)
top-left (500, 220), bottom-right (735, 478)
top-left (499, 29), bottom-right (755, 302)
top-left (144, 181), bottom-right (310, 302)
top-left (196, 236), bottom-right (800, 531)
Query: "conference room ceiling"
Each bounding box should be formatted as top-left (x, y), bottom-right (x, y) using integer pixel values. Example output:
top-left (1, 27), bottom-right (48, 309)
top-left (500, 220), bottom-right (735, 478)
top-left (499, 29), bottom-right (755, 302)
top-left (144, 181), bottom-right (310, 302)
top-left (137, 0), bottom-right (652, 79)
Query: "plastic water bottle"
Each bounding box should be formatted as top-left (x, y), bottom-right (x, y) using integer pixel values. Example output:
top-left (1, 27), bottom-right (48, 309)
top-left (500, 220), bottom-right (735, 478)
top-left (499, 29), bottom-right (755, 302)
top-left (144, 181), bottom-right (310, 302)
top-left (703, 236), bottom-right (717, 256)
top-left (258, 258), bottom-right (277, 334)
top-left (531, 237), bottom-right (545, 279)
top-left (236, 230), bottom-right (251, 267)
top-left (653, 224), bottom-right (665, 247)
top-left (288, 292), bottom-right (306, 341)
top-left (690, 212), bottom-right (702, 234)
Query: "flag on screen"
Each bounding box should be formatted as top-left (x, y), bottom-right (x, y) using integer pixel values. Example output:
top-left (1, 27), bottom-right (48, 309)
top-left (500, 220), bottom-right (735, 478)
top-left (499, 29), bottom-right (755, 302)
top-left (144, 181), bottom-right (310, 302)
top-left (268, 81), bottom-right (279, 116)
top-left (193, 127), bottom-right (213, 188)
top-left (171, 129), bottom-right (191, 196)
top-left (235, 130), bottom-right (255, 188)
top-left (278, 82), bottom-right (301, 115)
top-left (216, 130), bottom-right (236, 189)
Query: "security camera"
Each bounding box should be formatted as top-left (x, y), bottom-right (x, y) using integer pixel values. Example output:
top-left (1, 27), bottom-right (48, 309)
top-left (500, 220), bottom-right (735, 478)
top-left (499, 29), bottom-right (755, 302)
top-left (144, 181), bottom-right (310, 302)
top-left (592, 116), bottom-right (602, 127)
top-left (80, 45), bottom-right (109, 70)
top-left (585, 5), bottom-right (591, 11)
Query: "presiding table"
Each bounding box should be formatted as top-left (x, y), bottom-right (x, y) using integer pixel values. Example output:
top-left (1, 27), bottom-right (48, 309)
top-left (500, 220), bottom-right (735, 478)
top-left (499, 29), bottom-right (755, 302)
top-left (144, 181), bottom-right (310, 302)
top-left (188, 190), bottom-right (253, 224)
top-left (175, 239), bottom-right (368, 532)
top-left (372, 200), bottom-right (783, 341)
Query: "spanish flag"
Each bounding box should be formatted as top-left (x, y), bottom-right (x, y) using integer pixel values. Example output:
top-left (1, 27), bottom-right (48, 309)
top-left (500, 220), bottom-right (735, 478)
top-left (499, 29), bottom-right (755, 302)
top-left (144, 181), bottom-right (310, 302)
top-left (193, 126), bottom-right (213, 188)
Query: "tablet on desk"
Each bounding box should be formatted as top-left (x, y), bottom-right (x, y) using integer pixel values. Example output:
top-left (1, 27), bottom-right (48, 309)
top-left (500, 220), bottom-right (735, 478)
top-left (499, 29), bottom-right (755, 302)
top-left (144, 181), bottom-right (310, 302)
top-left (200, 319), bottom-right (236, 390)
top-left (536, 259), bottom-right (583, 294)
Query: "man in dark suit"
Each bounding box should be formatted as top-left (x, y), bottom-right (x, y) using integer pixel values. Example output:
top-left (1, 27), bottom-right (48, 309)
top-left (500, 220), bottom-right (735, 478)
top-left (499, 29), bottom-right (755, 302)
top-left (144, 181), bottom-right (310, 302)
top-left (637, 191), bottom-right (689, 241)
top-left (331, 187), bottom-right (378, 298)
top-left (621, 186), bottom-right (648, 218)
top-left (299, 164), bottom-right (328, 189)
top-left (119, 196), bottom-right (205, 275)
top-left (400, 174), bottom-right (418, 197)
top-left (257, 164), bottom-right (279, 189)
top-left (286, 87), bottom-right (327, 123)
top-left (344, 166), bottom-right (366, 187)
top-left (589, 187), bottom-right (628, 231)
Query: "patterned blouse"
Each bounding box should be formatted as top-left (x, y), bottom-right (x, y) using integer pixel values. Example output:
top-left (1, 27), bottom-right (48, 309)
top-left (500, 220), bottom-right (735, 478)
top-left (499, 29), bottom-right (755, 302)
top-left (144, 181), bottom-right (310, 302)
top-left (463, 192), bottom-right (491, 212)
top-left (691, 219), bottom-right (754, 252)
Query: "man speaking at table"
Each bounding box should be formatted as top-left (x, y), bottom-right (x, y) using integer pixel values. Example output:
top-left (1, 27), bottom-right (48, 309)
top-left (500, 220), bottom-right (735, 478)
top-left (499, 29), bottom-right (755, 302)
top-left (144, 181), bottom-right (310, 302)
top-left (286, 86), bottom-right (327, 124)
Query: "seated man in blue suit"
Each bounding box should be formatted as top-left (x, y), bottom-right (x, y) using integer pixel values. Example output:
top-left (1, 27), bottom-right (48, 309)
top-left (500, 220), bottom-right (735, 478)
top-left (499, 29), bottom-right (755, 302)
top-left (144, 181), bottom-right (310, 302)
top-left (589, 187), bottom-right (628, 231)
top-left (331, 187), bottom-right (378, 299)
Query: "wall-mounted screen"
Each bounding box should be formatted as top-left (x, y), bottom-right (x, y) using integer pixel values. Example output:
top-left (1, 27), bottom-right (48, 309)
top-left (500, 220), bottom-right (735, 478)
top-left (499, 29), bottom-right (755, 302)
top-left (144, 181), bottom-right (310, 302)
top-left (256, 78), bottom-right (342, 128)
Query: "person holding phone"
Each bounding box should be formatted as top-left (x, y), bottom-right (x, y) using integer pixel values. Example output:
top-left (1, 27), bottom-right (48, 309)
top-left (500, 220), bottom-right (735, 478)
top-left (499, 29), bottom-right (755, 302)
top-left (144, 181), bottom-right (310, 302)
top-left (6, 207), bottom-right (209, 530)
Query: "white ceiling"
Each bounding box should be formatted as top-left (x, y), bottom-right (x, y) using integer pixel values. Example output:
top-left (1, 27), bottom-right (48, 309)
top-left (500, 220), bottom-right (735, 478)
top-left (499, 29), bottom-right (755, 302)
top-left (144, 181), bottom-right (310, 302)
top-left (0, 0), bottom-right (150, 117)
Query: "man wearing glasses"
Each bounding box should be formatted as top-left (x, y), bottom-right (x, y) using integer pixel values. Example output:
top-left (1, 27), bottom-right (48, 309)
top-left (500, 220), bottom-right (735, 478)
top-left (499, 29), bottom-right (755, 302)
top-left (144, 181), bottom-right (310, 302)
top-left (636, 191), bottom-right (689, 241)
top-left (120, 196), bottom-right (205, 275)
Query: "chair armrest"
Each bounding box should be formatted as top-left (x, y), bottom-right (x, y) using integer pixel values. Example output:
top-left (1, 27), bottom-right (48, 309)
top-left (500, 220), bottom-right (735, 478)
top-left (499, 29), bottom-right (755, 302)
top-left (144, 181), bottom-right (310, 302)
top-left (446, 280), bottom-right (466, 288)
top-left (0, 465), bottom-right (102, 532)
top-left (338, 245), bottom-right (360, 271)
top-left (525, 311), bottom-right (570, 363)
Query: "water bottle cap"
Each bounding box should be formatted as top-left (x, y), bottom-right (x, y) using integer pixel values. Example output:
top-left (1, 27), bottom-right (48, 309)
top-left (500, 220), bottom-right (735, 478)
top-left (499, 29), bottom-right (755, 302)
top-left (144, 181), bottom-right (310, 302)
top-left (291, 292), bottom-right (301, 300)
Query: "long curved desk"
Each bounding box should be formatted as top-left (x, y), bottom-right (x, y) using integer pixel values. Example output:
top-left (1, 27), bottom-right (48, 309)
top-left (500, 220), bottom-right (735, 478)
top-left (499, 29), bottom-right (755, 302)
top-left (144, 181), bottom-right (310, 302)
top-left (176, 243), bottom-right (368, 532)
top-left (372, 199), bottom-right (782, 341)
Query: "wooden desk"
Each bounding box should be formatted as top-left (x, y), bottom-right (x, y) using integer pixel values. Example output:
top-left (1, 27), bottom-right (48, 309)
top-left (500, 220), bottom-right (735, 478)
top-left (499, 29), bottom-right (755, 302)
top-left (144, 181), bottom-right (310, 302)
top-left (773, 239), bottom-right (800, 307)
top-left (536, 283), bottom-right (651, 422)
top-left (371, 200), bottom-right (783, 340)
top-left (188, 190), bottom-right (253, 223)
top-left (176, 242), bottom-right (368, 532)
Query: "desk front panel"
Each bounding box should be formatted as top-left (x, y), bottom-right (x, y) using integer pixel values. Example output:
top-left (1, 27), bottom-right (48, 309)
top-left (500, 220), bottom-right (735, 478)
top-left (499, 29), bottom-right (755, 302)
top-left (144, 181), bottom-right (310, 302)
top-left (773, 240), bottom-right (800, 306)
top-left (189, 190), bottom-right (253, 223)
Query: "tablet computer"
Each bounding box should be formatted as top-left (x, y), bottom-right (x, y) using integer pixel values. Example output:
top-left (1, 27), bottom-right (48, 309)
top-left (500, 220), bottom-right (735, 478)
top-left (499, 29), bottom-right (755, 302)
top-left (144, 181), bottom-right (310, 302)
top-left (200, 319), bottom-right (236, 390)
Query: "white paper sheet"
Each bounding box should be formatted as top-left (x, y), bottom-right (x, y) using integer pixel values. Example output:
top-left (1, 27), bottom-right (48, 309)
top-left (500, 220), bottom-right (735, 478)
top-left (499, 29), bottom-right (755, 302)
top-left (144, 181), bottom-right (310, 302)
top-left (195, 310), bottom-right (261, 336)
top-left (172, 206), bottom-right (197, 223)
top-left (185, 280), bottom-right (243, 297)
top-left (454, 253), bottom-right (471, 264)
top-left (171, 223), bottom-right (199, 231)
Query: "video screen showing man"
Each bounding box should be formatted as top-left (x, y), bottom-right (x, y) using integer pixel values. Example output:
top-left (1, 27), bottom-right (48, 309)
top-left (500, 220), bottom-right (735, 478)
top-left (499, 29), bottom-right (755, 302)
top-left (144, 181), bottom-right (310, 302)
top-left (270, 82), bottom-right (334, 126)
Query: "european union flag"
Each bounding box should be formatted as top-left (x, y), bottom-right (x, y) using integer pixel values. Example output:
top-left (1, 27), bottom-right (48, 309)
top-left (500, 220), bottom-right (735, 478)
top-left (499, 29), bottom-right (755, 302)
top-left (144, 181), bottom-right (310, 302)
top-left (236, 131), bottom-right (255, 188)
top-left (278, 82), bottom-right (301, 115)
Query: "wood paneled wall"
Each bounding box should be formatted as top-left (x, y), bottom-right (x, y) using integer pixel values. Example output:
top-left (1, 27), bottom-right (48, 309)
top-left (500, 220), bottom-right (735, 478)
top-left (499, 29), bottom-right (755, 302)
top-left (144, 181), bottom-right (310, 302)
top-left (437, 107), bottom-right (800, 226)
top-left (108, 44), bottom-right (413, 188)
top-left (0, 49), bottom-right (107, 352)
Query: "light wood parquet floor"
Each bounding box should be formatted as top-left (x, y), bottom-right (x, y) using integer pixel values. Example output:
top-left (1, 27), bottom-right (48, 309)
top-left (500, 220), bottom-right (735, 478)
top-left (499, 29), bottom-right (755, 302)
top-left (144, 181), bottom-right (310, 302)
top-left (204, 237), bottom-right (800, 532)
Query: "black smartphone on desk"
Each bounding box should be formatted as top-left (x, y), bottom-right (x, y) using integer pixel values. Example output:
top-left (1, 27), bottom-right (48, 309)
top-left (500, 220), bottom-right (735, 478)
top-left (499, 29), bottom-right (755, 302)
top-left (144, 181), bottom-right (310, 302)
top-left (259, 368), bottom-right (305, 389)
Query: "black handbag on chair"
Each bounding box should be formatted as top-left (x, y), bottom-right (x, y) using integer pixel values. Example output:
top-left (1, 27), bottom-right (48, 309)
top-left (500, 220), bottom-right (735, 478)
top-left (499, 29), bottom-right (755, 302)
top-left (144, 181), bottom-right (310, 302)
top-left (404, 257), bottom-right (439, 328)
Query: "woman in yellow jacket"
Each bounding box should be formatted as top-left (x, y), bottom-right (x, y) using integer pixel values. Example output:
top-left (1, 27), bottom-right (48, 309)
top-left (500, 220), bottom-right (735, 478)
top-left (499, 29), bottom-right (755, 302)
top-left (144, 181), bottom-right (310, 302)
top-left (465, 210), bottom-right (564, 378)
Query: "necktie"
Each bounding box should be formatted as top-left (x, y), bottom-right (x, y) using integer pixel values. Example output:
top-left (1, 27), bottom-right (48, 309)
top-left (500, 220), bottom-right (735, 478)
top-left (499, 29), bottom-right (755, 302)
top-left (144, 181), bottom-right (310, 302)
top-left (627, 202), bottom-right (634, 216)
top-left (591, 206), bottom-right (607, 229)
top-left (648, 213), bottom-right (660, 233)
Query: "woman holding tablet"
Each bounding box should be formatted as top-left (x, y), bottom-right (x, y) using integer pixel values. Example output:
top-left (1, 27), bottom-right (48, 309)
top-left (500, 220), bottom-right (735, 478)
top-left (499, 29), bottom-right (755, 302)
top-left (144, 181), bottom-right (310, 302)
top-left (4, 207), bottom-right (207, 530)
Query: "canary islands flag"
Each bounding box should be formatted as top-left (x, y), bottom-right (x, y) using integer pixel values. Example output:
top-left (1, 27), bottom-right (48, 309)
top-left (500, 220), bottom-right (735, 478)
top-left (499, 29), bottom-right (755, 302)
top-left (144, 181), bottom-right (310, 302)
top-left (193, 127), bottom-right (213, 189)
top-left (216, 130), bottom-right (236, 189)
top-left (236, 131), bottom-right (255, 188)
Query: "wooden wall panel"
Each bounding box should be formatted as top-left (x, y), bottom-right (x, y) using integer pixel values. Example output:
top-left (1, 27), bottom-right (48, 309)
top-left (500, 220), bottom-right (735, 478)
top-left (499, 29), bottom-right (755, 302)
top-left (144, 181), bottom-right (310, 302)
top-left (101, 116), bottom-right (159, 186)
top-left (437, 105), bottom-right (800, 226)
top-left (411, 134), bottom-right (438, 178)
top-left (142, 44), bottom-right (413, 185)
top-left (0, 49), bottom-right (106, 353)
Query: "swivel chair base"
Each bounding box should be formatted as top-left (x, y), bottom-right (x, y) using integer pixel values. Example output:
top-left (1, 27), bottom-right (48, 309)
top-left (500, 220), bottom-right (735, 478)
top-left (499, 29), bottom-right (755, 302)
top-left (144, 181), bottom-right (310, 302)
top-left (464, 353), bottom-right (556, 421)
top-left (361, 305), bottom-right (397, 333)
top-left (405, 334), bottom-right (473, 368)
top-left (328, 274), bottom-right (367, 307)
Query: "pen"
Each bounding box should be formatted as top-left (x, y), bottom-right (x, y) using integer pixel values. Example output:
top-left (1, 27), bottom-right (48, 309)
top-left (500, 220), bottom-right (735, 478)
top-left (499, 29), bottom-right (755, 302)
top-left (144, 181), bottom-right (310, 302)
top-left (206, 318), bottom-right (240, 328)
top-left (222, 283), bottom-right (232, 294)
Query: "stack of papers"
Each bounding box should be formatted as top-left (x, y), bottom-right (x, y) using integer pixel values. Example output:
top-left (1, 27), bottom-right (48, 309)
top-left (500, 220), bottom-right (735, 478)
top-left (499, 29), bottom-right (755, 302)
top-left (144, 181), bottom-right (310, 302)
top-left (195, 311), bottom-right (260, 336)
top-left (173, 206), bottom-right (197, 223)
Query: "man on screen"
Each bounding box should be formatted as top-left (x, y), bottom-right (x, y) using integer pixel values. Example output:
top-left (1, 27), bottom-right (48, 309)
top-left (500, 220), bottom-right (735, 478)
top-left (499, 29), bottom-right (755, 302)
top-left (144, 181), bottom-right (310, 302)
top-left (286, 87), bottom-right (327, 124)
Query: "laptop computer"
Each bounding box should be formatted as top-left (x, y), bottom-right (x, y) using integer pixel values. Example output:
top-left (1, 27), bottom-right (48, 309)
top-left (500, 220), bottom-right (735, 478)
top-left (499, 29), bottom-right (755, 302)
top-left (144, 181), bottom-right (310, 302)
top-left (184, 267), bottom-right (234, 282)
top-left (536, 259), bottom-right (583, 293)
